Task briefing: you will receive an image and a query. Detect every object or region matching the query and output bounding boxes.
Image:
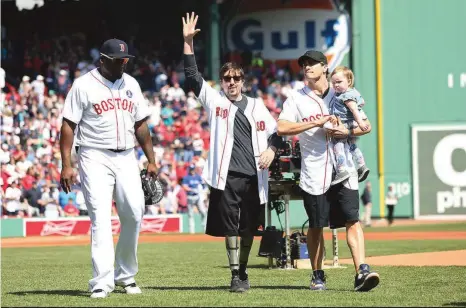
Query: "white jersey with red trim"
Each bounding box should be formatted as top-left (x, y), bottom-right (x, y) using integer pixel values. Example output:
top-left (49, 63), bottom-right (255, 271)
top-left (278, 86), bottom-right (358, 196)
top-left (62, 68), bottom-right (150, 150)
top-left (197, 79), bottom-right (277, 204)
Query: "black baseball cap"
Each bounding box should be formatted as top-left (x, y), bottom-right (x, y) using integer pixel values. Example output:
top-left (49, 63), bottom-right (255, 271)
top-left (100, 38), bottom-right (134, 59)
top-left (298, 50), bottom-right (328, 67)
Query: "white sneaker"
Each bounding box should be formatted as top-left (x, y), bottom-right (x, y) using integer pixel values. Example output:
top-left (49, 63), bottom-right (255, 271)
top-left (90, 289), bottom-right (109, 298)
top-left (118, 282), bottom-right (142, 294)
top-left (331, 170), bottom-right (351, 186)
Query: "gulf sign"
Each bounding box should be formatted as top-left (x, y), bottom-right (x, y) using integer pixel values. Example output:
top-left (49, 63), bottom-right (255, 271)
top-left (225, 0), bottom-right (351, 71)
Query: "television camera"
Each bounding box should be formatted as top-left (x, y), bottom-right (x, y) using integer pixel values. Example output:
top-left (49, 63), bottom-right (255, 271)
top-left (269, 140), bottom-right (301, 181)
top-left (259, 139), bottom-right (307, 269)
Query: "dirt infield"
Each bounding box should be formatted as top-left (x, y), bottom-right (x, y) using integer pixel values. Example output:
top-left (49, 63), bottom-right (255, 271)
top-left (369, 219), bottom-right (466, 227)
top-left (338, 250), bottom-right (466, 266)
top-left (2, 230), bottom-right (466, 266)
top-left (2, 231), bottom-right (466, 248)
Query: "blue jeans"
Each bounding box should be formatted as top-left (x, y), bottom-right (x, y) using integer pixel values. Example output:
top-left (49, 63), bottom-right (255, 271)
top-left (187, 195), bottom-right (207, 234)
top-left (183, 150), bottom-right (194, 162)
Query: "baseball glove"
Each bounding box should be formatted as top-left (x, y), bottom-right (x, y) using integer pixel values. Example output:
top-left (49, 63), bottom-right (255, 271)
top-left (140, 169), bottom-right (164, 205)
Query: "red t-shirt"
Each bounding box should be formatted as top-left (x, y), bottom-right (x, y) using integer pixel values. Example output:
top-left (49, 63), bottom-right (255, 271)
top-left (163, 131), bottom-right (176, 144)
top-left (176, 187), bottom-right (187, 207)
top-left (1, 172), bottom-right (10, 192)
top-left (176, 163), bottom-right (188, 180)
top-left (64, 204), bottom-right (79, 216)
top-left (190, 124), bottom-right (203, 135)
top-left (155, 123), bottom-right (167, 135)
top-left (47, 163), bottom-right (60, 183)
top-left (12, 149), bottom-right (26, 161)
top-left (173, 122), bottom-right (185, 138)
top-left (21, 175), bottom-right (35, 191)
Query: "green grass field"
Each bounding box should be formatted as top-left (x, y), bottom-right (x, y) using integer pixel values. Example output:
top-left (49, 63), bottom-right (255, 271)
top-left (2, 223), bottom-right (466, 307)
top-left (353, 222), bottom-right (466, 232)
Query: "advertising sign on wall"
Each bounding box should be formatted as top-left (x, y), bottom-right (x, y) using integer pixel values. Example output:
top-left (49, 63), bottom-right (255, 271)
top-left (225, 0), bottom-right (350, 71)
top-left (412, 124), bottom-right (466, 219)
top-left (23, 215), bottom-right (182, 236)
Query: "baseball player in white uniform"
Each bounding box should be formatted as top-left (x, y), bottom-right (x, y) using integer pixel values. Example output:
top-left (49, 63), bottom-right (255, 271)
top-left (59, 38), bottom-right (158, 298)
top-left (277, 50), bottom-right (380, 292)
top-left (182, 13), bottom-right (282, 293)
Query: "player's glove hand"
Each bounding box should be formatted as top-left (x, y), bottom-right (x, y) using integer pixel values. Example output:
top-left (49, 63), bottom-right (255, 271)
top-left (141, 169), bottom-right (164, 205)
top-left (146, 162), bottom-right (158, 178)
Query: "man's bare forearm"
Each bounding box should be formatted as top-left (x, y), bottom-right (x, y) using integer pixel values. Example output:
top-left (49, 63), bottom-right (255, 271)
top-left (135, 120), bottom-right (156, 164)
top-left (59, 118), bottom-right (76, 168)
top-left (184, 40), bottom-right (194, 55)
top-left (351, 119), bottom-right (372, 137)
top-left (277, 120), bottom-right (320, 136)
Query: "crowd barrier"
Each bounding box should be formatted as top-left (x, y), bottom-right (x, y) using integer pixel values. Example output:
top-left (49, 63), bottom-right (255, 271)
top-left (1, 204), bottom-right (314, 238)
top-left (0, 215), bottom-right (183, 238)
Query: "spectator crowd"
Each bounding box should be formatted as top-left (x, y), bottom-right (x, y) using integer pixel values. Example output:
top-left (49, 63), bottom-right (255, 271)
top-left (1, 34), bottom-right (307, 220)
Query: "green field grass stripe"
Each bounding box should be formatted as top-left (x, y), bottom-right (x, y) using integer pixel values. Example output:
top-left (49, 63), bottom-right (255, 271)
top-left (2, 240), bottom-right (466, 306)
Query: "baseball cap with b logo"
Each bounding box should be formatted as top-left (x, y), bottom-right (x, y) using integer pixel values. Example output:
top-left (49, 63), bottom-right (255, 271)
top-left (100, 38), bottom-right (135, 59)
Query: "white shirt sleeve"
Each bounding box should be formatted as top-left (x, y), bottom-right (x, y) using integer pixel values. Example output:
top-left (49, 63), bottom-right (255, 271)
top-left (197, 79), bottom-right (223, 113)
top-left (278, 96), bottom-right (299, 123)
top-left (134, 86), bottom-right (151, 122)
top-left (62, 81), bottom-right (84, 124)
top-left (261, 102), bottom-right (278, 137)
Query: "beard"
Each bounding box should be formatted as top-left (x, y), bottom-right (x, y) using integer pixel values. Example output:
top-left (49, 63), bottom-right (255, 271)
top-left (228, 87), bottom-right (238, 94)
top-left (109, 68), bottom-right (124, 79)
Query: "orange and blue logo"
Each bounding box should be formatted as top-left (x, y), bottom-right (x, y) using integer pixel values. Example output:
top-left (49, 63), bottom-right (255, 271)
top-left (225, 0), bottom-right (350, 72)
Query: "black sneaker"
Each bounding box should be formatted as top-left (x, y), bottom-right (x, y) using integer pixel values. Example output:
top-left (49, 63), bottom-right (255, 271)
top-left (354, 264), bottom-right (380, 292)
top-left (238, 264), bottom-right (250, 291)
top-left (230, 275), bottom-right (241, 292)
top-left (310, 270), bottom-right (326, 291)
top-left (230, 270), bottom-right (249, 292)
top-left (238, 278), bottom-right (250, 292)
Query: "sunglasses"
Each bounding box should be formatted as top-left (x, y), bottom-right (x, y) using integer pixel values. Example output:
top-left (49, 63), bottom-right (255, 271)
top-left (101, 53), bottom-right (129, 65)
top-left (222, 75), bottom-right (243, 83)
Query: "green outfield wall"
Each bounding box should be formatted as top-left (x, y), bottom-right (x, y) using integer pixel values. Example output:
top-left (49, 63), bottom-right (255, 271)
top-left (351, 0), bottom-right (466, 219)
top-left (0, 219), bottom-right (24, 238)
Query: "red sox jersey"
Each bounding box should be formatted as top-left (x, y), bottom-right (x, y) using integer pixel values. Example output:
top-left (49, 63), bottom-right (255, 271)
top-left (278, 86), bottom-right (358, 196)
top-left (62, 68), bottom-right (150, 150)
top-left (197, 79), bottom-right (277, 204)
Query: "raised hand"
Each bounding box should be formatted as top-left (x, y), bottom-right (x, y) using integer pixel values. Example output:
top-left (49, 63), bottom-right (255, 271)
top-left (182, 12), bottom-right (201, 41)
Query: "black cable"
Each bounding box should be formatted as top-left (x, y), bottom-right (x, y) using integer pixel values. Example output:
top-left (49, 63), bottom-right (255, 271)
top-left (276, 212), bottom-right (283, 232)
top-left (270, 200), bottom-right (284, 231)
top-left (301, 218), bottom-right (309, 236)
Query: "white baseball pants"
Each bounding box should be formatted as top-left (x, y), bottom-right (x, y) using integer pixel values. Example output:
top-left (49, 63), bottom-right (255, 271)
top-left (78, 146), bottom-right (145, 293)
